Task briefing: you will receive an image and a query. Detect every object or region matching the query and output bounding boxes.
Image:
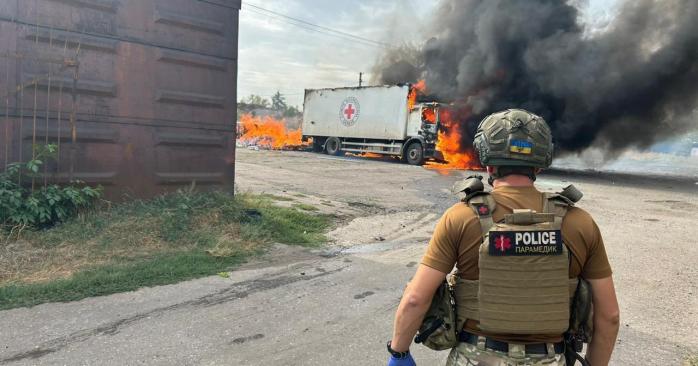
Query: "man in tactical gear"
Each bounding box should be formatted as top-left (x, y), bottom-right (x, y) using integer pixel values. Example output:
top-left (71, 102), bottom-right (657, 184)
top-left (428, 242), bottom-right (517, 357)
top-left (387, 109), bottom-right (619, 366)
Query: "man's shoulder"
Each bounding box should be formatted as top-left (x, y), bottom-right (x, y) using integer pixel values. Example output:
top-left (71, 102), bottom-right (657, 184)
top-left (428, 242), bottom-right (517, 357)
top-left (561, 205), bottom-right (601, 249)
top-left (564, 205), bottom-right (596, 226)
top-left (442, 201), bottom-right (478, 224)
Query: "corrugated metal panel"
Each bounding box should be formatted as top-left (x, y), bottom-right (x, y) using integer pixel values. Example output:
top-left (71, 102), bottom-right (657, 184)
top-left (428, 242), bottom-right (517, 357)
top-left (0, 0), bottom-right (239, 200)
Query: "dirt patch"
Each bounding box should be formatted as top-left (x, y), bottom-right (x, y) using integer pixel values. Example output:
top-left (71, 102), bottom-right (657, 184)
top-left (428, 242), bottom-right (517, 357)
top-left (0, 240), bottom-right (99, 284)
top-left (329, 211), bottom-right (439, 248)
top-left (0, 237), bottom-right (205, 286)
top-left (644, 199), bottom-right (697, 211)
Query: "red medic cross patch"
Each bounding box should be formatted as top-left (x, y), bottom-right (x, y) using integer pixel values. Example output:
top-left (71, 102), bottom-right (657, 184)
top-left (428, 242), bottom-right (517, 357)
top-left (472, 203), bottom-right (490, 216)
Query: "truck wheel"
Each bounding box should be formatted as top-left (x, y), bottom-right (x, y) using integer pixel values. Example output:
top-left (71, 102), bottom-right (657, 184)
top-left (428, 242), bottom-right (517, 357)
top-left (325, 137), bottom-right (343, 156)
top-left (404, 141), bottom-right (424, 165)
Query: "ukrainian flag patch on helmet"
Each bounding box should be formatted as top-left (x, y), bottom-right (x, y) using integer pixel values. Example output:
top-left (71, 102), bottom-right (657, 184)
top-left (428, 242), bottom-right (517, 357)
top-left (510, 140), bottom-right (533, 154)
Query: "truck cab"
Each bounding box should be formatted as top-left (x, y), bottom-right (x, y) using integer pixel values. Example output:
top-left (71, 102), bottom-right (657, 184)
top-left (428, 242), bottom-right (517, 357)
top-left (406, 102), bottom-right (441, 164)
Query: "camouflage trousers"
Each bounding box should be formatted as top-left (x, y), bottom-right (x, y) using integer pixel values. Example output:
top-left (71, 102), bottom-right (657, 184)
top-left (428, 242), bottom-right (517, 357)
top-left (446, 342), bottom-right (566, 366)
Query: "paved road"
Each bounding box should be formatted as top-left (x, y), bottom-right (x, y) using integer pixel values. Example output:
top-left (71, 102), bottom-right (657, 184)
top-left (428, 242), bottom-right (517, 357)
top-left (1, 149), bottom-right (697, 365)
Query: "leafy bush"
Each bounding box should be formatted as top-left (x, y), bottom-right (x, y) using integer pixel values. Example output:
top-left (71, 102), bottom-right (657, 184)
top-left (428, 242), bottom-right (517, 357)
top-left (0, 145), bottom-right (102, 232)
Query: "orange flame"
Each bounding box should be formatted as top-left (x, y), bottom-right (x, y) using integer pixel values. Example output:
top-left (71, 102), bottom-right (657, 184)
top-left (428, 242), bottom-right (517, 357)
top-left (347, 152), bottom-right (384, 159)
top-left (361, 152), bottom-right (384, 158)
top-left (406, 79), bottom-right (481, 170)
top-left (422, 107), bottom-right (436, 124)
top-left (238, 113), bottom-right (304, 149)
top-left (427, 108), bottom-right (483, 170)
top-left (407, 79), bottom-right (426, 110)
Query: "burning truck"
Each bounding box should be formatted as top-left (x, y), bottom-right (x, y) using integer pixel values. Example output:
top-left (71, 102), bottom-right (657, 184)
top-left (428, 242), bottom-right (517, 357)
top-left (301, 83), bottom-right (443, 165)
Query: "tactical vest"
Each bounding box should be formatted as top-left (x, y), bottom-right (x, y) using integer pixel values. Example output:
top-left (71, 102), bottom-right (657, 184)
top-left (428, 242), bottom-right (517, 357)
top-left (454, 190), bottom-right (581, 335)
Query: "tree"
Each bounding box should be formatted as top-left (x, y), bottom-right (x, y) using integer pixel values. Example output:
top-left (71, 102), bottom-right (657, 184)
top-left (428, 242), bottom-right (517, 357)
top-left (283, 105), bottom-right (302, 117)
top-left (241, 94), bottom-right (270, 108)
top-left (271, 91), bottom-right (287, 112)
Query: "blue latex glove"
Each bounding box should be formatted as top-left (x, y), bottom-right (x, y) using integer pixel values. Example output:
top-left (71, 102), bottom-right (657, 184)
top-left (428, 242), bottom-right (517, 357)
top-left (387, 353), bottom-right (416, 366)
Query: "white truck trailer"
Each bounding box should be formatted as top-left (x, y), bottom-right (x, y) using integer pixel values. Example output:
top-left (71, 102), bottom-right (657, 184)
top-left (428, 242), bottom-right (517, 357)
top-left (301, 84), bottom-right (442, 165)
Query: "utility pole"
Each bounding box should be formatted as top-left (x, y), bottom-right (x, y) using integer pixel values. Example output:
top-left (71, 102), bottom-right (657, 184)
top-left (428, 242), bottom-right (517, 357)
top-left (359, 72), bottom-right (363, 87)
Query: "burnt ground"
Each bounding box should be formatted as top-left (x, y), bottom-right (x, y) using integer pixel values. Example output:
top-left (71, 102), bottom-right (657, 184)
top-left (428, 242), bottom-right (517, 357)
top-left (0, 149), bottom-right (696, 365)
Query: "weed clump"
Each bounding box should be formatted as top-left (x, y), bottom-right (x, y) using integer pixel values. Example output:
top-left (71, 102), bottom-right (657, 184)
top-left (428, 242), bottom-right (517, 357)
top-left (0, 144), bottom-right (102, 235)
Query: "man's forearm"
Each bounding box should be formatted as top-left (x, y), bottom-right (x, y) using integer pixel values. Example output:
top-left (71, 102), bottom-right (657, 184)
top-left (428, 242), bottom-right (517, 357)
top-left (390, 290), bottom-right (431, 352)
top-left (585, 276), bottom-right (620, 365)
top-left (586, 321), bottom-right (619, 365)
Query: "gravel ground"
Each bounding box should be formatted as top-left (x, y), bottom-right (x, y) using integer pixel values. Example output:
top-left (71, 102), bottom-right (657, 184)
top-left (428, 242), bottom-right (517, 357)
top-left (0, 149), bottom-right (695, 366)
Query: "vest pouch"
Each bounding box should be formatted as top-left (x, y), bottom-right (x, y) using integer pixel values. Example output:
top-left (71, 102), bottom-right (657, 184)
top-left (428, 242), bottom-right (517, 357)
top-left (453, 277), bottom-right (479, 331)
top-left (414, 279), bottom-right (458, 350)
top-left (478, 221), bottom-right (570, 334)
top-left (568, 278), bottom-right (594, 343)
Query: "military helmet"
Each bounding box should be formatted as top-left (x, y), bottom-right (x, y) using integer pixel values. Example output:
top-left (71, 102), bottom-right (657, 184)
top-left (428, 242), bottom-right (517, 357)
top-left (473, 109), bottom-right (553, 168)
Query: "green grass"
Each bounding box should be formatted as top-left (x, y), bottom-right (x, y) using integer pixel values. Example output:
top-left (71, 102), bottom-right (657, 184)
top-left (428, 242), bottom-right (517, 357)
top-left (0, 191), bottom-right (332, 310)
top-left (686, 355), bottom-right (698, 366)
top-left (0, 252), bottom-right (246, 310)
top-left (293, 203), bottom-right (320, 212)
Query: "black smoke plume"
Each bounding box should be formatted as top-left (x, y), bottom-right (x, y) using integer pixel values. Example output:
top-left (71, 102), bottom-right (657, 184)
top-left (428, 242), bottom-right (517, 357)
top-left (373, 0), bottom-right (698, 154)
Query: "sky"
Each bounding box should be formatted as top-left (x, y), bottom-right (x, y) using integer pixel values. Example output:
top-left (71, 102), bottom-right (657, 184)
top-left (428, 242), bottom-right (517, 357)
top-left (237, 0), bottom-right (619, 108)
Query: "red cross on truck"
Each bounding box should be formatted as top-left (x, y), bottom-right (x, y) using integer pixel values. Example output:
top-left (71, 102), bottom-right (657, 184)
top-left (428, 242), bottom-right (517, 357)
top-left (343, 103), bottom-right (355, 120)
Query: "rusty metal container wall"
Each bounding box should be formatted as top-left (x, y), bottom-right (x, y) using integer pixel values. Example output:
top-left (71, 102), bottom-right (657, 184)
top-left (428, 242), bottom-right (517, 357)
top-left (0, 0), bottom-right (239, 200)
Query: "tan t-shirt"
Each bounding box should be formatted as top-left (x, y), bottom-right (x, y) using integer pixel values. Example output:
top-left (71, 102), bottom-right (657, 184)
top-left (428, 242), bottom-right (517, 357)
top-left (421, 185), bottom-right (612, 343)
